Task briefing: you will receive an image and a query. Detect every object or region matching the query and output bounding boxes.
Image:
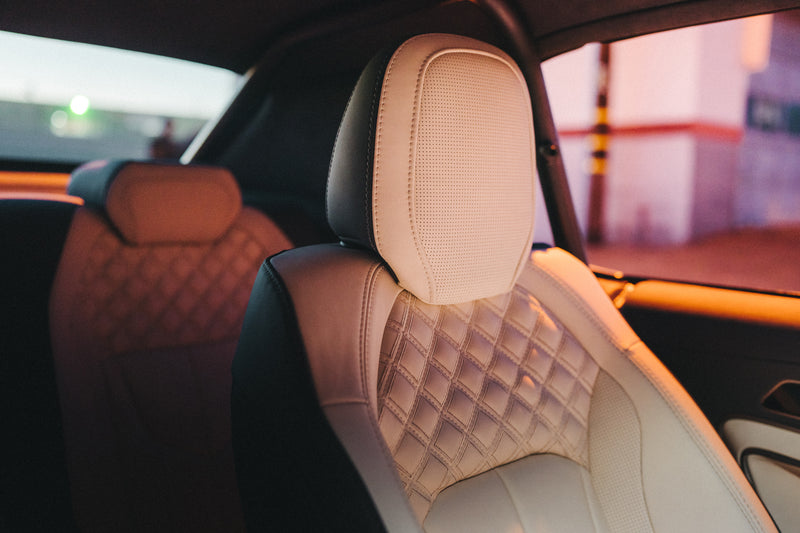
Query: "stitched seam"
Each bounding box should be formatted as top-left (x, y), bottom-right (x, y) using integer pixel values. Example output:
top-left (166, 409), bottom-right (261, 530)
top-left (364, 60), bottom-right (388, 249)
top-left (533, 256), bottom-right (767, 531)
top-left (320, 398), bottom-right (370, 407)
top-left (577, 464), bottom-right (605, 533)
top-left (374, 38), bottom-right (414, 258)
top-left (493, 468), bottom-right (526, 529)
top-left (625, 346), bottom-right (769, 532)
top-left (530, 260), bottom-right (628, 350)
top-left (376, 34), bottom-right (437, 299)
top-left (359, 262), bottom-right (382, 396)
top-left (589, 371), bottom-right (656, 533)
top-left (358, 273), bottom-right (420, 528)
top-left (405, 50), bottom-right (439, 300)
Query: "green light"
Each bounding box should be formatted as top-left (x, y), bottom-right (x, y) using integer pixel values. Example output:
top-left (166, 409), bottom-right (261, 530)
top-left (70, 95), bottom-right (90, 115)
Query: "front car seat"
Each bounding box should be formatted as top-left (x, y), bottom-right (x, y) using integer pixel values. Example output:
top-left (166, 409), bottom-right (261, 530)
top-left (232, 34), bottom-right (776, 532)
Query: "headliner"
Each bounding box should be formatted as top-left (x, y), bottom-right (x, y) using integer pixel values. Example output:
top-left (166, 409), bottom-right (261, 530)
top-left (2, 0), bottom-right (799, 73)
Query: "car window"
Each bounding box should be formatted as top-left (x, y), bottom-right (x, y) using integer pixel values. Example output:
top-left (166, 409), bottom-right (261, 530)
top-left (543, 11), bottom-right (800, 295)
top-left (0, 31), bottom-right (240, 166)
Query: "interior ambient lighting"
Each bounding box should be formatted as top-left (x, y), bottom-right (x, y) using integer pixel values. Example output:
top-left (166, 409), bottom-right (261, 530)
top-left (70, 95), bottom-right (90, 115)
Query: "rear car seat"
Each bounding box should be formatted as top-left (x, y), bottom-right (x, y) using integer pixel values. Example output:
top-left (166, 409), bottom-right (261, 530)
top-left (45, 160), bottom-right (290, 532)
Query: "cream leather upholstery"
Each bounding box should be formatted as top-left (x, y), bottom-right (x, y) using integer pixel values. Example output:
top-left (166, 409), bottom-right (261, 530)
top-left (51, 160), bottom-right (291, 532)
top-left (328, 34), bottom-right (534, 305)
top-left (233, 34), bottom-right (776, 532)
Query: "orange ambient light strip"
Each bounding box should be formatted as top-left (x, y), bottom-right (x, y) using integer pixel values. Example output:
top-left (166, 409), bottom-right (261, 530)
top-left (0, 171), bottom-right (83, 204)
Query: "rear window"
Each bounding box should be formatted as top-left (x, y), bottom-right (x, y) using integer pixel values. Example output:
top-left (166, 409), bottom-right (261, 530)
top-left (0, 31), bottom-right (240, 164)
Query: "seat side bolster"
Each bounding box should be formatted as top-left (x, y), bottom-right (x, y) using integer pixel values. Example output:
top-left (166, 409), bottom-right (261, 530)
top-left (231, 250), bottom-right (386, 532)
top-left (527, 247), bottom-right (777, 533)
top-left (270, 244), bottom-right (422, 533)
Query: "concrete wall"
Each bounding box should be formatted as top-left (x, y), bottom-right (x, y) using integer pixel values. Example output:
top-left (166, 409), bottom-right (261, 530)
top-left (737, 12), bottom-right (800, 227)
top-left (543, 14), bottom-right (799, 245)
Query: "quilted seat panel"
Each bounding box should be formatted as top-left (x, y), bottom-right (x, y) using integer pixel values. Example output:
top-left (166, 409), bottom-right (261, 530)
top-left (77, 212), bottom-right (272, 356)
top-left (51, 206), bottom-right (290, 533)
top-left (378, 261), bottom-right (600, 518)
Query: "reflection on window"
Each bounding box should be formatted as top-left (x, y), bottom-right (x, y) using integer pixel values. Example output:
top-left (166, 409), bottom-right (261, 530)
top-left (543, 11), bottom-right (800, 294)
top-left (0, 31), bottom-right (240, 163)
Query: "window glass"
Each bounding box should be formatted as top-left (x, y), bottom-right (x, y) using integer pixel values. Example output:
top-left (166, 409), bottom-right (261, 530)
top-left (543, 12), bottom-right (800, 294)
top-left (0, 31), bottom-right (241, 164)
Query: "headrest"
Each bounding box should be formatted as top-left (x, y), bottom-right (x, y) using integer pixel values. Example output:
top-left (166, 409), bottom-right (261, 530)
top-left (68, 160), bottom-right (242, 245)
top-left (328, 34), bottom-right (536, 305)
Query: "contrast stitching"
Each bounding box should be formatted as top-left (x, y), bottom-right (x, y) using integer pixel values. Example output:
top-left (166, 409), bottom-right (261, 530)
top-left (374, 39), bottom-right (413, 255)
top-left (530, 259), bottom-right (627, 350)
top-left (364, 60), bottom-right (387, 250)
top-left (406, 50), bottom-right (439, 300)
top-left (533, 254), bottom-right (769, 531)
top-left (494, 468), bottom-right (526, 529)
top-left (626, 348), bottom-right (770, 532)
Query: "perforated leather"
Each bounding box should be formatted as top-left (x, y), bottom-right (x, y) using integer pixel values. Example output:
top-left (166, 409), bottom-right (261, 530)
top-left (378, 262), bottom-right (599, 518)
top-left (233, 33), bottom-right (777, 533)
top-left (328, 34), bottom-right (535, 305)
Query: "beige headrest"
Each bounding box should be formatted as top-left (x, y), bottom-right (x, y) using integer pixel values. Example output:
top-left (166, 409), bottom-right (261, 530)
top-left (328, 34), bottom-right (536, 304)
top-left (69, 160), bottom-right (242, 245)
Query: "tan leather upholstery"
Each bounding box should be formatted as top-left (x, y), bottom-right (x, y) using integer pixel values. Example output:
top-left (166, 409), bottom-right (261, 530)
top-left (51, 160), bottom-right (291, 532)
top-left (233, 34), bottom-right (776, 532)
top-left (69, 159), bottom-right (241, 244)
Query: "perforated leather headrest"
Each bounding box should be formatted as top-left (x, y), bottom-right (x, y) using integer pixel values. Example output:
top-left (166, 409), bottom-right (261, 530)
top-left (328, 34), bottom-right (536, 305)
top-left (69, 160), bottom-right (242, 245)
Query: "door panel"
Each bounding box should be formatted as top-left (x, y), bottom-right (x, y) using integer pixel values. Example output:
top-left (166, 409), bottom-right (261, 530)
top-left (596, 274), bottom-right (800, 527)
top-left (724, 419), bottom-right (800, 532)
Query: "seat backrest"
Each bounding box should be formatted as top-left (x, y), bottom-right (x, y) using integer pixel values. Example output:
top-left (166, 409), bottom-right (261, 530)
top-left (50, 160), bottom-right (291, 532)
top-left (232, 34), bottom-right (776, 532)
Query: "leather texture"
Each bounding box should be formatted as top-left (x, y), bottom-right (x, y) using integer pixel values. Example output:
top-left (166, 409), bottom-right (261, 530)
top-left (423, 454), bottom-right (609, 533)
top-left (271, 242), bottom-right (776, 531)
top-left (271, 244), bottom-right (421, 533)
top-left (232, 251), bottom-right (389, 533)
top-left (327, 47), bottom-right (394, 248)
top-left (526, 247), bottom-right (776, 533)
top-left (69, 159), bottom-right (241, 244)
top-left (377, 266), bottom-right (598, 519)
top-left (327, 34), bottom-right (534, 305)
top-left (234, 33), bottom-right (776, 533)
top-left (51, 163), bottom-right (291, 532)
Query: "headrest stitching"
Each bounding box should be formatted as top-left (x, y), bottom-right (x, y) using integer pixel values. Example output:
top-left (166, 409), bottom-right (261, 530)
top-left (377, 36), bottom-right (436, 300)
top-left (373, 37), bottom-right (416, 253)
top-left (364, 59), bottom-right (386, 250)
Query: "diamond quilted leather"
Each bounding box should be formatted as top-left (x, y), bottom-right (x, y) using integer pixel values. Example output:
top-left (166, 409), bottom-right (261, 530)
top-left (377, 262), bottom-right (600, 517)
top-left (77, 218), bottom-right (269, 357)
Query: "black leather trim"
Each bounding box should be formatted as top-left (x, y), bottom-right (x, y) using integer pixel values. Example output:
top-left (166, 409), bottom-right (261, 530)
top-left (66, 159), bottom-right (130, 208)
top-left (326, 47), bottom-right (394, 250)
top-left (231, 257), bottom-right (387, 532)
top-left (0, 199), bottom-right (78, 532)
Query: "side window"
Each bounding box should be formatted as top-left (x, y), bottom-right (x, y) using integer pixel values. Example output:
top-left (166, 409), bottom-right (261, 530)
top-left (543, 12), bottom-right (800, 295)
